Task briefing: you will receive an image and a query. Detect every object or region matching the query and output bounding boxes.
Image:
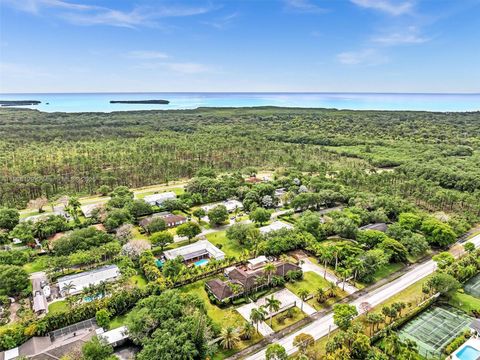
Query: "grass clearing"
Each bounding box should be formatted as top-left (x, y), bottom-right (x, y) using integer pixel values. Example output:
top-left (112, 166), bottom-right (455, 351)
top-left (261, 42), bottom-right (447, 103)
top-left (449, 291), bottom-right (480, 314)
top-left (23, 256), bottom-right (50, 274)
top-left (205, 231), bottom-right (244, 258)
top-left (48, 300), bottom-right (69, 314)
top-left (129, 274), bottom-right (148, 289)
top-left (270, 307), bottom-right (306, 332)
top-left (286, 272), bottom-right (347, 311)
top-left (109, 314), bottom-right (128, 329)
top-left (372, 263), bottom-right (404, 283)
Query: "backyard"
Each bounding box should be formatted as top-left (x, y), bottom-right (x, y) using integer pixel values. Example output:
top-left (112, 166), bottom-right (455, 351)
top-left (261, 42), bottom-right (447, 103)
top-left (205, 230), bottom-right (244, 258)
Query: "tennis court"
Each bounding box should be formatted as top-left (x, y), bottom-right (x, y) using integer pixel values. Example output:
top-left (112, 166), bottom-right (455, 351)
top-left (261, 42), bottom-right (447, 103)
top-left (398, 306), bottom-right (471, 357)
top-left (464, 273), bottom-right (480, 298)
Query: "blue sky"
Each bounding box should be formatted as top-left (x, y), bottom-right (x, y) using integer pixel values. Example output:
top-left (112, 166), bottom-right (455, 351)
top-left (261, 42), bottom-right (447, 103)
top-left (0, 0), bottom-right (479, 93)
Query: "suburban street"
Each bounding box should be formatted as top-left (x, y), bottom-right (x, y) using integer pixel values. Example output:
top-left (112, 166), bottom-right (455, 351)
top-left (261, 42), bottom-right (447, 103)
top-left (244, 233), bottom-right (480, 359)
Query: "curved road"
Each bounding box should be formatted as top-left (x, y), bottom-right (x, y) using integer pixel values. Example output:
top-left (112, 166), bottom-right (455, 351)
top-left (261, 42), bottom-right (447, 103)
top-left (244, 233), bottom-right (480, 359)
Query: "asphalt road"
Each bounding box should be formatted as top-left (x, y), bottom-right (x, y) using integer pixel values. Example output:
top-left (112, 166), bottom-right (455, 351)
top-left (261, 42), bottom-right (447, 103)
top-left (244, 233), bottom-right (480, 359)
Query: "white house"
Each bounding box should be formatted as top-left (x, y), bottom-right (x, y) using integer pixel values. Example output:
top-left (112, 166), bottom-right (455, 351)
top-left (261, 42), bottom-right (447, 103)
top-left (57, 265), bottom-right (120, 296)
top-left (143, 192), bottom-right (176, 206)
top-left (80, 203), bottom-right (102, 218)
top-left (163, 240), bottom-right (225, 263)
top-left (201, 199), bottom-right (243, 213)
top-left (259, 220), bottom-right (294, 235)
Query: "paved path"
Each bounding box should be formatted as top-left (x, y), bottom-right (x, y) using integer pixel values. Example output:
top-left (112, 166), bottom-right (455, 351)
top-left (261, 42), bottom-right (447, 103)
top-left (301, 259), bottom-right (358, 295)
top-left (243, 234), bottom-right (480, 359)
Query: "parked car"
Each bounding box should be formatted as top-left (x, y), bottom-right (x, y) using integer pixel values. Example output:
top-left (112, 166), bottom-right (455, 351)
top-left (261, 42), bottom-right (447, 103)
top-left (40, 280), bottom-right (48, 289)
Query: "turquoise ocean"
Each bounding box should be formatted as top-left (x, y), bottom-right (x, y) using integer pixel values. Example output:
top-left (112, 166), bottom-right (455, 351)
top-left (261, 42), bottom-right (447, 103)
top-left (0, 92), bottom-right (479, 113)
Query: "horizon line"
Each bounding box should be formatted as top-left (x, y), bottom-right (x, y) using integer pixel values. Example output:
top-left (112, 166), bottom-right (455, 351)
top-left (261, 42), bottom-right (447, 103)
top-left (1, 91), bottom-right (480, 95)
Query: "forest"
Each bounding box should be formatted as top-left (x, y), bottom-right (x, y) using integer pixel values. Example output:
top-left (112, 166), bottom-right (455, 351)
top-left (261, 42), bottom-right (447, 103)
top-left (0, 107), bottom-right (479, 220)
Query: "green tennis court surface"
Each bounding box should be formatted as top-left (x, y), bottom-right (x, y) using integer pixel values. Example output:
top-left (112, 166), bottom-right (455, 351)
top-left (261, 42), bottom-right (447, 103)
top-left (464, 273), bottom-right (480, 298)
top-left (398, 306), bottom-right (471, 357)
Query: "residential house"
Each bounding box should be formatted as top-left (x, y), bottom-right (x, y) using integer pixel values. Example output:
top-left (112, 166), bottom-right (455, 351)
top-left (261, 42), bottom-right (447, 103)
top-left (163, 240), bottom-right (225, 264)
top-left (206, 261), bottom-right (301, 302)
top-left (143, 192), bottom-right (176, 206)
top-left (139, 212), bottom-right (187, 230)
top-left (259, 220), bottom-right (294, 235)
top-left (57, 265), bottom-right (120, 296)
top-left (201, 199), bottom-right (243, 213)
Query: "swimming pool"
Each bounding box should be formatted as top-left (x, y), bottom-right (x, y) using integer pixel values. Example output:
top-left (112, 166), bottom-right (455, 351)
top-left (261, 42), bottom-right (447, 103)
top-left (84, 294), bottom-right (103, 302)
top-left (194, 259), bottom-right (209, 267)
top-left (455, 346), bottom-right (480, 360)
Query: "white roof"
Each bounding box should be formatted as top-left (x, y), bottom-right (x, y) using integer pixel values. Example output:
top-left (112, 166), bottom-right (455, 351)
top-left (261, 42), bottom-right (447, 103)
top-left (33, 294), bottom-right (47, 312)
top-left (259, 221), bottom-right (294, 234)
top-left (248, 256), bottom-right (268, 266)
top-left (99, 326), bottom-right (129, 344)
top-left (4, 347), bottom-right (19, 360)
top-left (57, 265), bottom-right (120, 295)
top-left (80, 203), bottom-right (102, 218)
top-left (201, 199), bottom-right (243, 213)
top-left (21, 211), bottom-right (66, 223)
top-left (144, 192), bottom-right (176, 205)
top-left (163, 240), bottom-right (225, 261)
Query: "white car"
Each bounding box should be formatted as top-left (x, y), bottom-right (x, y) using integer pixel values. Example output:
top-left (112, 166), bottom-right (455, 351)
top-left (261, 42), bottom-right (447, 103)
top-left (43, 286), bottom-right (51, 298)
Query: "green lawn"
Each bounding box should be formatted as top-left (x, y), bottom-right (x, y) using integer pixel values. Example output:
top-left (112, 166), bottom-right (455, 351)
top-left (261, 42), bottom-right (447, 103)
top-left (129, 274), bottom-right (148, 289)
top-left (449, 291), bottom-right (480, 314)
top-left (132, 227), bottom-right (148, 240)
top-left (270, 307), bottom-right (306, 332)
top-left (48, 300), bottom-right (69, 314)
top-left (286, 272), bottom-right (348, 311)
top-left (372, 263), bottom-right (404, 283)
top-left (109, 314), bottom-right (128, 329)
top-left (23, 256), bottom-right (50, 274)
top-left (286, 271), bottom-right (332, 295)
top-left (205, 231), bottom-right (244, 258)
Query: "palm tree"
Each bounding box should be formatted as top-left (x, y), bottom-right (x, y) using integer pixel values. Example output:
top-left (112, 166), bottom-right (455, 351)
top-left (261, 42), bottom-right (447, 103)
top-left (331, 245), bottom-right (340, 270)
top-left (62, 282), bottom-right (76, 297)
top-left (250, 307), bottom-right (267, 334)
top-left (327, 281), bottom-right (336, 298)
top-left (319, 246), bottom-right (334, 279)
top-left (220, 326), bottom-right (240, 350)
top-left (265, 295), bottom-right (281, 327)
top-left (264, 263), bottom-right (276, 287)
top-left (337, 268), bottom-right (351, 291)
top-left (254, 275), bottom-right (267, 291)
top-left (297, 288), bottom-right (309, 311)
top-left (240, 322), bottom-right (255, 340)
top-left (316, 287), bottom-right (326, 303)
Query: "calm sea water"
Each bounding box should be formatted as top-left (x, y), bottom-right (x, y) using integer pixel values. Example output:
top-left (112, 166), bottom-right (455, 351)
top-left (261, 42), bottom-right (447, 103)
top-left (0, 92), bottom-right (479, 113)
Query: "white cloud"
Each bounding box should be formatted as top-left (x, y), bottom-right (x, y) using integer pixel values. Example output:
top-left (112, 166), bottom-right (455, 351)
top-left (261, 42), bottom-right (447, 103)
top-left (133, 61), bottom-right (211, 74)
top-left (284, 0), bottom-right (326, 14)
top-left (372, 26), bottom-right (429, 45)
top-left (202, 12), bottom-right (239, 29)
top-left (127, 51), bottom-right (169, 60)
top-left (166, 62), bottom-right (210, 74)
top-left (0, 62), bottom-right (52, 78)
top-left (337, 49), bottom-right (388, 65)
top-left (2, 0), bottom-right (214, 28)
top-left (350, 0), bottom-right (414, 16)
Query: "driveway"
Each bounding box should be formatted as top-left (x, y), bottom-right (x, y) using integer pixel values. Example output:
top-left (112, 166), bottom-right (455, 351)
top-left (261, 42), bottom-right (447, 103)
top-left (301, 258), bottom-right (358, 295)
top-left (243, 233), bottom-right (480, 359)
